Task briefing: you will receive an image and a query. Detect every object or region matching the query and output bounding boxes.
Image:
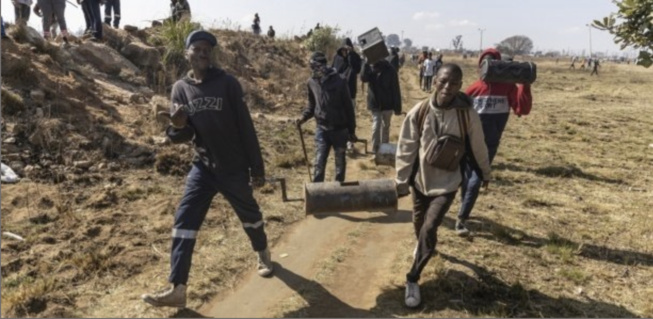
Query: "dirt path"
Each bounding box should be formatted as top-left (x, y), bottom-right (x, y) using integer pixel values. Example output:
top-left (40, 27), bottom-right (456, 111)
top-left (200, 69), bottom-right (427, 317)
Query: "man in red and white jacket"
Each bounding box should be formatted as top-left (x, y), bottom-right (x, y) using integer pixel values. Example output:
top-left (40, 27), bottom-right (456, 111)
top-left (455, 48), bottom-right (533, 236)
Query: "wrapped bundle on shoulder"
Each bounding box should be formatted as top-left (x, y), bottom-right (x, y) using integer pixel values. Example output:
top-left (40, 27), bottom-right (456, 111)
top-left (481, 59), bottom-right (537, 84)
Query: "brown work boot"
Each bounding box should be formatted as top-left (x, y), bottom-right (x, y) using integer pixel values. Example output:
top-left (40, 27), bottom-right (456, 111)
top-left (141, 284), bottom-right (186, 308)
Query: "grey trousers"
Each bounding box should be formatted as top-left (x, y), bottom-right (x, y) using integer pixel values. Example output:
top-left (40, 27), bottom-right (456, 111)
top-left (37, 0), bottom-right (67, 37)
top-left (371, 110), bottom-right (393, 153)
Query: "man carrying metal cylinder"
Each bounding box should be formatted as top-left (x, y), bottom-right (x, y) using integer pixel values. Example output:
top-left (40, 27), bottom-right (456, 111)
top-left (296, 51), bottom-right (357, 182)
top-left (395, 63), bottom-right (491, 308)
top-left (141, 30), bottom-right (273, 308)
top-left (456, 48), bottom-right (533, 236)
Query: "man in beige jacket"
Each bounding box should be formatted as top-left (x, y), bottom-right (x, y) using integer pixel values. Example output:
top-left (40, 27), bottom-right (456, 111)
top-left (395, 63), bottom-right (491, 308)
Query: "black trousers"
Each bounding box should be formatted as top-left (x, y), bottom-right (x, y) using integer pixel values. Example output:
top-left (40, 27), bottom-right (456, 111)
top-left (406, 188), bottom-right (456, 283)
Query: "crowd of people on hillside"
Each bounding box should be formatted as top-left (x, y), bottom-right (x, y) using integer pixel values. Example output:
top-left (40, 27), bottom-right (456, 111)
top-left (1, 0), bottom-right (195, 44)
top-left (4, 0), bottom-right (121, 44)
top-left (249, 13), bottom-right (276, 39)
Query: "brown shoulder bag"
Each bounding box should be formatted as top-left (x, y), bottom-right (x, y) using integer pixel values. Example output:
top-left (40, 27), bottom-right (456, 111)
top-left (424, 108), bottom-right (469, 171)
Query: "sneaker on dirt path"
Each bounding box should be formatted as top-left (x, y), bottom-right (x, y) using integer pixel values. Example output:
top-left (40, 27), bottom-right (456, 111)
top-left (141, 284), bottom-right (187, 308)
top-left (257, 248), bottom-right (274, 277)
top-left (405, 281), bottom-right (421, 308)
top-left (455, 219), bottom-right (470, 237)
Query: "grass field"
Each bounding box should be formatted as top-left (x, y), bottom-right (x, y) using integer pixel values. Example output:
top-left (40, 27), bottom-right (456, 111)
top-left (371, 56), bottom-right (653, 318)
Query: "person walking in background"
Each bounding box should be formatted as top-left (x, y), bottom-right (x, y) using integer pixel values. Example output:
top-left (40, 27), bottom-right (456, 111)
top-left (456, 48), bottom-right (532, 236)
top-left (141, 30), bottom-right (274, 308)
top-left (12, 0), bottom-right (33, 26)
top-left (252, 12), bottom-right (261, 35)
top-left (77, 0), bottom-right (92, 36)
top-left (267, 25), bottom-right (275, 39)
top-left (395, 63), bottom-right (491, 308)
top-left (586, 57), bottom-right (592, 70)
top-left (104, 0), bottom-right (120, 28)
top-left (34, 0), bottom-right (69, 43)
top-left (296, 52), bottom-right (357, 182)
top-left (361, 58), bottom-right (402, 154)
top-left (422, 52), bottom-right (434, 92)
top-left (387, 46), bottom-right (400, 70)
top-left (590, 58), bottom-right (600, 76)
top-left (432, 54), bottom-right (443, 79)
top-left (417, 50), bottom-right (427, 90)
top-left (86, 0), bottom-right (103, 41)
top-left (171, 0), bottom-right (191, 23)
top-left (332, 37), bottom-right (362, 152)
top-left (569, 56), bottom-right (577, 69)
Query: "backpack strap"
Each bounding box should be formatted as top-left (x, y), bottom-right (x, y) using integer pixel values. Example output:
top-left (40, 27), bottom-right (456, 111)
top-left (416, 98), bottom-right (430, 139)
top-left (456, 108), bottom-right (470, 144)
top-left (409, 99), bottom-right (430, 186)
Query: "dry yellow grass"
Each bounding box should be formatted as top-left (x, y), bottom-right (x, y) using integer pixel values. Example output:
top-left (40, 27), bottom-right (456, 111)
top-left (371, 56), bottom-right (653, 318)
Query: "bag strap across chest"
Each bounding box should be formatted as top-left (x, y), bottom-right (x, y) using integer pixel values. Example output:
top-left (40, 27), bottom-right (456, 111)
top-left (416, 99), bottom-right (469, 141)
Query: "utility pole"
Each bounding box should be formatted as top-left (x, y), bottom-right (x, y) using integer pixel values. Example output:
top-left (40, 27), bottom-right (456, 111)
top-left (478, 28), bottom-right (486, 53)
top-left (585, 24), bottom-right (593, 57)
top-left (401, 30), bottom-right (404, 42)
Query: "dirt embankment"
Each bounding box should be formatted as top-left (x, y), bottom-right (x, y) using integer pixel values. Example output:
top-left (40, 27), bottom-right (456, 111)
top-left (1, 23), bottom-right (312, 318)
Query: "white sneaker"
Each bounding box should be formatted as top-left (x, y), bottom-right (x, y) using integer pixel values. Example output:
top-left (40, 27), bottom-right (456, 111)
top-left (141, 284), bottom-right (187, 308)
top-left (405, 281), bottom-right (421, 308)
top-left (257, 248), bottom-right (274, 277)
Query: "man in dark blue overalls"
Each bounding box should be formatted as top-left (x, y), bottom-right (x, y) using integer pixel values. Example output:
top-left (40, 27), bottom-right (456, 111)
top-left (141, 30), bottom-right (273, 308)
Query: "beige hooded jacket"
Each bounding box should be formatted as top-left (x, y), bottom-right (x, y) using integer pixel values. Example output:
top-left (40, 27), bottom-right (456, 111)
top-left (395, 94), bottom-right (491, 197)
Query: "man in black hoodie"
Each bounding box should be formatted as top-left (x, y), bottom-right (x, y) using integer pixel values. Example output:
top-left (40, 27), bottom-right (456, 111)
top-left (171, 0), bottom-right (191, 22)
top-left (142, 30), bottom-right (273, 308)
top-left (297, 52), bottom-right (356, 182)
top-left (331, 38), bottom-right (362, 151)
top-left (361, 59), bottom-right (402, 154)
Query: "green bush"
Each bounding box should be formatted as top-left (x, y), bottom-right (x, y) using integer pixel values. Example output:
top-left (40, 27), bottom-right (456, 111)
top-left (303, 25), bottom-right (341, 58)
top-left (152, 19), bottom-right (202, 66)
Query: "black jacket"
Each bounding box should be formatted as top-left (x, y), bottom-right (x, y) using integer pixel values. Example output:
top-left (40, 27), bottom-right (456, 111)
top-left (166, 67), bottom-right (265, 177)
top-left (301, 68), bottom-right (356, 135)
top-left (360, 60), bottom-right (402, 113)
top-left (387, 52), bottom-right (400, 71)
top-left (331, 48), bottom-right (362, 98)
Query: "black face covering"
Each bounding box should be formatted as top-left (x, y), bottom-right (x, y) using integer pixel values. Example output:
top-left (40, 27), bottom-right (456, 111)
top-left (310, 62), bottom-right (328, 79)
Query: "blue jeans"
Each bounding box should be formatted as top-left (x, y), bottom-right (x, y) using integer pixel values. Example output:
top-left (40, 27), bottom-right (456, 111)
top-left (1, 17), bottom-right (5, 37)
top-left (104, 0), bottom-right (120, 28)
top-left (313, 127), bottom-right (348, 182)
top-left (458, 112), bottom-right (509, 220)
top-left (169, 162), bottom-right (268, 285)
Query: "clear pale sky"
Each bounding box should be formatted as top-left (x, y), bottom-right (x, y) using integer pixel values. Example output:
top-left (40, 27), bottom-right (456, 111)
top-left (1, 0), bottom-right (633, 56)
